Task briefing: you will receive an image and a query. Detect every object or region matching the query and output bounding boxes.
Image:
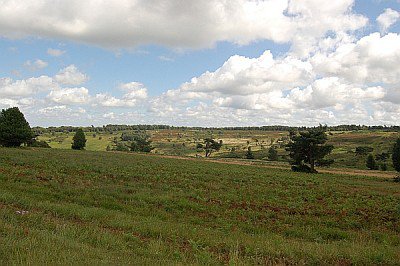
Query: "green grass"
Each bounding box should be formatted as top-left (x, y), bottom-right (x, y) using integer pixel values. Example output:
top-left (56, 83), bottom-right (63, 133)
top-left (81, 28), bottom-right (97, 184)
top-left (1, 147), bottom-right (399, 265)
top-left (38, 129), bottom-right (400, 171)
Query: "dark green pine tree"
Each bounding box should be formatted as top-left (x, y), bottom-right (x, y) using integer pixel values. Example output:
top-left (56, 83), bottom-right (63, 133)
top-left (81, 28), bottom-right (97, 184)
top-left (366, 154), bottom-right (378, 170)
top-left (72, 128), bottom-right (87, 150)
top-left (246, 146), bottom-right (255, 159)
top-left (0, 107), bottom-right (32, 147)
top-left (267, 146), bottom-right (278, 161)
top-left (392, 138), bottom-right (400, 173)
top-left (286, 125), bottom-right (334, 173)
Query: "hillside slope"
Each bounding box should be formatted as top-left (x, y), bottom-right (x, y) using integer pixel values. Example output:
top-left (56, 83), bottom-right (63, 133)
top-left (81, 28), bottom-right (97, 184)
top-left (0, 148), bottom-right (399, 264)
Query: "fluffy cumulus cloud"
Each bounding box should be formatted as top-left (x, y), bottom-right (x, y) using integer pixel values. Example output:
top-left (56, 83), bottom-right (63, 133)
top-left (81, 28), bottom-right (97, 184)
top-left (0, 0), bottom-right (366, 53)
top-left (54, 65), bottom-right (88, 86)
top-left (1, 0), bottom-right (400, 126)
top-left (47, 87), bottom-right (90, 104)
top-left (377, 8), bottom-right (400, 33)
top-left (0, 76), bottom-right (56, 97)
top-left (94, 82), bottom-right (148, 108)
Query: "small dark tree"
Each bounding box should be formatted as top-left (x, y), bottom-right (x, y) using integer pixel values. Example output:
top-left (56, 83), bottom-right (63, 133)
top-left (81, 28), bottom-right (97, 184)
top-left (286, 125), bottom-right (333, 173)
top-left (72, 129), bottom-right (86, 150)
top-left (392, 138), bottom-right (400, 182)
top-left (392, 138), bottom-right (400, 172)
top-left (246, 146), bottom-right (254, 159)
top-left (0, 107), bottom-right (32, 147)
top-left (204, 138), bottom-right (222, 157)
top-left (267, 146), bottom-right (278, 161)
top-left (355, 146), bottom-right (374, 156)
top-left (366, 154), bottom-right (378, 170)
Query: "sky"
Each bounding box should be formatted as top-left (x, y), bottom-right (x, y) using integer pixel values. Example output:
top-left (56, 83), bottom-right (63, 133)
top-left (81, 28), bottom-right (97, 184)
top-left (0, 0), bottom-right (400, 127)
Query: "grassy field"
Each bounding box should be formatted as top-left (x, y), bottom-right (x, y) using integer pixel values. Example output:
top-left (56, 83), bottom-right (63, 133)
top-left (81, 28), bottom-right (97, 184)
top-left (0, 147), bottom-right (399, 264)
top-left (37, 129), bottom-right (400, 171)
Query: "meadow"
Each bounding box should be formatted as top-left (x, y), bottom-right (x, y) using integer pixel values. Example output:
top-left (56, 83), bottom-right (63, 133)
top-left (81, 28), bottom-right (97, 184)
top-left (37, 129), bottom-right (400, 170)
top-left (0, 147), bottom-right (399, 264)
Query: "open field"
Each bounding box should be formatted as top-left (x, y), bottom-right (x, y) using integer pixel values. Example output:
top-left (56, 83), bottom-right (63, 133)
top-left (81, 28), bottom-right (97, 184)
top-left (1, 147), bottom-right (399, 264)
top-left (37, 129), bottom-right (400, 171)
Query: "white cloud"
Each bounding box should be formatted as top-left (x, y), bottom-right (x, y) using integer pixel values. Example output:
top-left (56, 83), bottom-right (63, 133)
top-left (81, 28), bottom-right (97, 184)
top-left (24, 59), bottom-right (48, 71)
top-left (54, 65), bottom-right (88, 85)
top-left (0, 76), bottom-right (56, 97)
top-left (312, 32), bottom-right (400, 84)
top-left (163, 50), bottom-right (313, 102)
top-left (47, 48), bottom-right (66, 57)
top-left (377, 8), bottom-right (400, 33)
top-left (0, 0), bottom-right (366, 53)
top-left (47, 87), bottom-right (90, 104)
top-left (92, 82), bottom-right (148, 107)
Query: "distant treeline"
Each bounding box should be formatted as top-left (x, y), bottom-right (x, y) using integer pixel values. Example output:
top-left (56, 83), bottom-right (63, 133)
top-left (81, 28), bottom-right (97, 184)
top-left (32, 124), bottom-right (400, 134)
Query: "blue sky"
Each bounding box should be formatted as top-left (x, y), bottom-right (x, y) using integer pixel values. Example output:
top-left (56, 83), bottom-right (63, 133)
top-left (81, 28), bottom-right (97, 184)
top-left (0, 0), bottom-right (399, 126)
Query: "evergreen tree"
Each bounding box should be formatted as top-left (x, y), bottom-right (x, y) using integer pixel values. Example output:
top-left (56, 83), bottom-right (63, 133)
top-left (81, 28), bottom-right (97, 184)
top-left (72, 129), bottom-right (86, 150)
top-left (267, 146), bottom-right (278, 161)
top-left (0, 107), bottom-right (32, 147)
top-left (286, 125), bottom-right (334, 173)
top-left (366, 154), bottom-right (378, 170)
top-left (392, 138), bottom-right (400, 172)
top-left (246, 146), bottom-right (254, 159)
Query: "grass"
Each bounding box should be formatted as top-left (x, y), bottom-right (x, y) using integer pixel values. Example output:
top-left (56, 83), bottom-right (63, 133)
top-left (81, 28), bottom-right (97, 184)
top-left (37, 129), bottom-right (400, 171)
top-left (0, 147), bottom-right (399, 264)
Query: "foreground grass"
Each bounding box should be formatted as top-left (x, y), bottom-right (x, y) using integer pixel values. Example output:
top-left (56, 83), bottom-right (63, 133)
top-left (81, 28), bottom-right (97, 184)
top-left (0, 148), bottom-right (399, 265)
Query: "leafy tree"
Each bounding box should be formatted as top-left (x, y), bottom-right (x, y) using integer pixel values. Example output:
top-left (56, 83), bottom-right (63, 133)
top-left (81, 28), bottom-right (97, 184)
top-left (392, 138), bottom-right (400, 172)
top-left (381, 163), bottom-right (387, 171)
top-left (204, 138), bottom-right (222, 157)
top-left (375, 152), bottom-right (389, 162)
top-left (355, 146), bottom-right (374, 155)
top-left (267, 146), bottom-right (278, 161)
top-left (71, 129), bottom-right (86, 150)
top-left (0, 107), bottom-right (32, 147)
top-left (366, 154), bottom-right (378, 170)
top-left (130, 134), bottom-right (153, 153)
top-left (246, 146), bottom-right (254, 159)
top-left (286, 125), bottom-right (334, 173)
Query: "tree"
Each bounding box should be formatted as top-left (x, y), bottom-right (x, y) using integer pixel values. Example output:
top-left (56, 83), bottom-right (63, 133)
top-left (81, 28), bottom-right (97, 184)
top-left (366, 154), bottom-right (378, 170)
top-left (204, 138), bottom-right (222, 157)
top-left (130, 134), bottom-right (153, 152)
top-left (72, 129), bottom-right (86, 150)
top-left (286, 126), bottom-right (334, 173)
top-left (267, 146), bottom-right (278, 161)
top-left (392, 138), bottom-right (400, 172)
top-left (355, 146), bottom-right (374, 156)
top-left (0, 107), bottom-right (32, 147)
top-left (246, 146), bottom-right (254, 159)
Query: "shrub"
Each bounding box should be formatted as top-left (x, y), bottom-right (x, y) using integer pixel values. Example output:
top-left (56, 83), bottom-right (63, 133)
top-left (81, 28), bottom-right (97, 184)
top-left (28, 139), bottom-right (51, 148)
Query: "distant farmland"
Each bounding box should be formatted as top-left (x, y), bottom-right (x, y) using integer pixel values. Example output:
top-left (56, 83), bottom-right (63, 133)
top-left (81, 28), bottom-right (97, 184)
top-left (0, 148), bottom-right (399, 264)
